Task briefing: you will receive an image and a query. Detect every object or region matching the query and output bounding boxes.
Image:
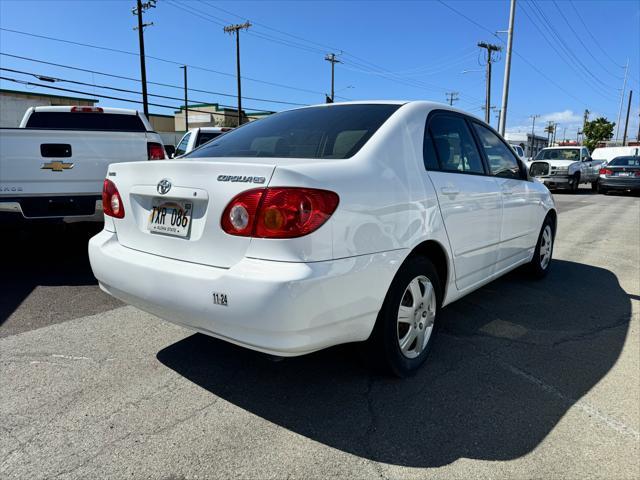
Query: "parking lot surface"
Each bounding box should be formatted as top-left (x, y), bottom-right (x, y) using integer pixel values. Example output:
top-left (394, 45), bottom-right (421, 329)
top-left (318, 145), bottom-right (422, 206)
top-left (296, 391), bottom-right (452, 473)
top-left (1, 189), bottom-right (639, 479)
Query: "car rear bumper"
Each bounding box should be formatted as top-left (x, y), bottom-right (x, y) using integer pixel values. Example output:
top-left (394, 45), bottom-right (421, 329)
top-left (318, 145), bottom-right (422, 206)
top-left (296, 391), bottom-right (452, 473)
top-left (88, 230), bottom-right (405, 356)
top-left (0, 195), bottom-right (102, 222)
top-left (599, 177), bottom-right (640, 190)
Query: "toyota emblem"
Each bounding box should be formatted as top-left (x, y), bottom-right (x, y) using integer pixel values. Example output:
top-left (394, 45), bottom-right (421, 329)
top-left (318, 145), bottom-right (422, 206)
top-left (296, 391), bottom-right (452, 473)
top-left (157, 179), bottom-right (172, 195)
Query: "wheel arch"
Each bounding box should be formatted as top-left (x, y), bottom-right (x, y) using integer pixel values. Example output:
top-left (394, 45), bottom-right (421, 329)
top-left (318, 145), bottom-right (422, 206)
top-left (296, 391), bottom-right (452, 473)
top-left (405, 239), bottom-right (450, 302)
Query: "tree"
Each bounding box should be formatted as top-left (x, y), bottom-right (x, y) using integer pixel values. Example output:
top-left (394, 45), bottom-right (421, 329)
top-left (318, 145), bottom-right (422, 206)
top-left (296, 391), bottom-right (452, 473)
top-left (583, 117), bottom-right (615, 152)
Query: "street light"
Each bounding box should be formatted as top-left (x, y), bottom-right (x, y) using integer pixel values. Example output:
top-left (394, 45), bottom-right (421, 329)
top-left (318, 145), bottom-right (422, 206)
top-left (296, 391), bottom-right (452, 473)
top-left (461, 69), bottom-right (484, 74)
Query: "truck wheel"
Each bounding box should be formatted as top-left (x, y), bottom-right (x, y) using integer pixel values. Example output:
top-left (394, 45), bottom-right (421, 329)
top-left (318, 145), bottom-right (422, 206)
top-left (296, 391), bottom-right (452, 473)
top-left (570, 174), bottom-right (580, 193)
top-left (529, 216), bottom-right (555, 278)
top-left (366, 256), bottom-right (442, 377)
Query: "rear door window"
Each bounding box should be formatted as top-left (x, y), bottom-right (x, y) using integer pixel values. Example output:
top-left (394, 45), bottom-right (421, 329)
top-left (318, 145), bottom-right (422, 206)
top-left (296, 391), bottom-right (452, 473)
top-left (427, 114), bottom-right (485, 174)
top-left (187, 104), bottom-right (401, 159)
top-left (472, 122), bottom-right (522, 180)
top-left (25, 112), bottom-right (146, 131)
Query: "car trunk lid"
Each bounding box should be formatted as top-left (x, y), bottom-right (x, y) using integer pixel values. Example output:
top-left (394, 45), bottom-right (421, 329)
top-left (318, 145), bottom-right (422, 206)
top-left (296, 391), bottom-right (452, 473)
top-left (109, 159), bottom-right (276, 269)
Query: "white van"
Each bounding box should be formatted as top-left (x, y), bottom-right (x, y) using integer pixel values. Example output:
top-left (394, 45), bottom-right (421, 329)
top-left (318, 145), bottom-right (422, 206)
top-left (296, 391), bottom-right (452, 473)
top-left (591, 146), bottom-right (639, 164)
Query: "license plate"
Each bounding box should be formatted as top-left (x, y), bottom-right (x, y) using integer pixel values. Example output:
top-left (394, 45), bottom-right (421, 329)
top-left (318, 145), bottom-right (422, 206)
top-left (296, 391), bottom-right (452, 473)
top-left (148, 199), bottom-right (192, 237)
top-left (616, 172), bottom-right (630, 177)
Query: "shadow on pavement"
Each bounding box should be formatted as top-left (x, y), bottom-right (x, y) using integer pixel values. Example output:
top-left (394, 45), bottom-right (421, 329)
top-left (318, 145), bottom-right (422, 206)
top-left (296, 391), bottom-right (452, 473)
top-left (0, 223), bottom-right (119, 330)
top-left (157, 260), bottom-right (631, 467)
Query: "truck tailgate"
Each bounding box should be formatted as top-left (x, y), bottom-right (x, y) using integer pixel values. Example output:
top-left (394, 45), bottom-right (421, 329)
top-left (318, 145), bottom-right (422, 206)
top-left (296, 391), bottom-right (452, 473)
top-left (0, 129), bottom-right (155, 196)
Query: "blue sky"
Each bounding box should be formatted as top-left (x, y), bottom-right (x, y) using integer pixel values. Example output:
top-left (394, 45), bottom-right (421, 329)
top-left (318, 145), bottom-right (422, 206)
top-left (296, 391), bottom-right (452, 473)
top-left (1, 0), bottom-right (638, 139)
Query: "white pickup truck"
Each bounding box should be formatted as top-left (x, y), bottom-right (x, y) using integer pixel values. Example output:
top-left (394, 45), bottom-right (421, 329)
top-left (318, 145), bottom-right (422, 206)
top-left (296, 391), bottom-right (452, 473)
top-left (528, 146), bottom-right (603, 192)
top-left (0, 106), bottom-right (165, 223)
top-left (174, 127), bottom-right (233, 157)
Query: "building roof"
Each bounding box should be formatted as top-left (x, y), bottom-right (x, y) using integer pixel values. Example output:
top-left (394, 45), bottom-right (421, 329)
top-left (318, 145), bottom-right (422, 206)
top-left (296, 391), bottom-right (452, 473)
top-left (0, 88), bottom-right (99, 103)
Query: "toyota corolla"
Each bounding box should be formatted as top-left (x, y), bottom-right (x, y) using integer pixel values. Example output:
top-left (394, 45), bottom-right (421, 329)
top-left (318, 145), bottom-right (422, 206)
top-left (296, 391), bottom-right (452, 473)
top-left (89, 101), bottom-right (556, 376)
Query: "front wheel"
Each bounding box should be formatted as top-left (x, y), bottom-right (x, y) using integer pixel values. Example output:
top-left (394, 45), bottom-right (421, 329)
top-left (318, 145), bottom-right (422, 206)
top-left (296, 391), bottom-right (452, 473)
top-left (570, 174), bottom-right (580, 193)
top-left (529, 217), bottom-right (555, 278)
top-left (366, 257), bottom-right (441, 377)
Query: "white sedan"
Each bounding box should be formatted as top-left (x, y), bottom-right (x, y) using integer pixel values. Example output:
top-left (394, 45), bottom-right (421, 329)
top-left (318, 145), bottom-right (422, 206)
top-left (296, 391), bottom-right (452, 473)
top-left (89, 101), bottom-right (556, 376)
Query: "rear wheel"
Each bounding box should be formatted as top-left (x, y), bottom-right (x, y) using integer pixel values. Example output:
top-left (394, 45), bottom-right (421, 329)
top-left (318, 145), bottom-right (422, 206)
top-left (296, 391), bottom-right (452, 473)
top-left (529, 216), bottom-right (555, 278)
top-left (597, 183), bottom-right (608, 195)
top-left (366, 257), bottom-right (441, 377)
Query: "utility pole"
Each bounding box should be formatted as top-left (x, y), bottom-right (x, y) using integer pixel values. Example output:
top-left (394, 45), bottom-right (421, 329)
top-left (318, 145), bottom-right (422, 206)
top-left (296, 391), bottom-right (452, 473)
top-left (325, 53), bottom-right (342, 102)
top-left (445, 91), bottom-right (459, 106)
top-left (622, 90), bottom-right (633, 146)
top-left (180, 65), bottom-right (188, 131)
top-left (493, 108), bottom-right (501, 129)
top-left (615, 58), bottom-right (629, 143)
top-left (529, 114), bottom-right (539, 157)
top-left (132, 0), bottom-right (155, 118)
top-left (224, 21), bottom-right (251, 127)
top-left (583, 109), bottom-right (590, 132)
top-left (478, 41), bottom-right (502, 123)
top-left (498, 0), bottom-right (516, 136)
top-left (562, 126), bottom-right (567, 143)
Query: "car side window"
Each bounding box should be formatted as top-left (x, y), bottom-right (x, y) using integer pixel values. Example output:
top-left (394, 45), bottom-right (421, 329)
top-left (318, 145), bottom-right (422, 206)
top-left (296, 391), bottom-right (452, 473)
top-left (428, 115), bottom-right (485, 174)
top-left (175, 132), bottom-right (191, 156)
top-left (582, 148), bottom-right (590, 160)
top-left (472, 122), bottom-right (521, 180)
top-left (423, 128), bottom-right (440, 170)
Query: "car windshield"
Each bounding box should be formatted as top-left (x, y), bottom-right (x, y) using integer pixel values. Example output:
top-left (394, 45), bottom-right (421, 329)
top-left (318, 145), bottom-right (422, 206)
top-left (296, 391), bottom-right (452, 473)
top-left (186, 104), bottom-right (401, 159)
top-left (609, 156), bottom-right (640, 166)
top-left (535, 148), bottom-right (580, 161)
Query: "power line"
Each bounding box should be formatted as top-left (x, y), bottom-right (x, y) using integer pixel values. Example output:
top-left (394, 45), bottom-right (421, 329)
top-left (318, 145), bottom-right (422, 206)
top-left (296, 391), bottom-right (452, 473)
top-left (445, 92), bottom-right (459, 106)
top-left (0, 66), bottom-right (276, 113)
top-left (0, 27), bottom-right (329, 97)
top-left (0, 52), bottom-right (307, 106)
top-left (552, 0), bottom-right (622, 81)
top-left (568, 0), bottom-right (624, 70)
top-left (0, 75), bottom-right (248, 118)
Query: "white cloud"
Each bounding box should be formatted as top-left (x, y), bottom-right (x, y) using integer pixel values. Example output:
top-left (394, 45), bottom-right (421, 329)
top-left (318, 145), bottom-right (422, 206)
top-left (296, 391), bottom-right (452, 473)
top-left (540, 110), bottom-right (582, 123)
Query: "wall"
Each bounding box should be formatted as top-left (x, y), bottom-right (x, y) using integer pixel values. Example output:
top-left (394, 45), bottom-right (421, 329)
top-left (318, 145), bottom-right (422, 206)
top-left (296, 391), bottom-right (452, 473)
top-left (0, 91), bottom-right (96, 127)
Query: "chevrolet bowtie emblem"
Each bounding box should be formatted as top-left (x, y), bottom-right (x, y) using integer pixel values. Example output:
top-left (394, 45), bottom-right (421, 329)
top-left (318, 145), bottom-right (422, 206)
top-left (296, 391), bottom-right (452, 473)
top-left (41, 161), bottom-right (74, 172)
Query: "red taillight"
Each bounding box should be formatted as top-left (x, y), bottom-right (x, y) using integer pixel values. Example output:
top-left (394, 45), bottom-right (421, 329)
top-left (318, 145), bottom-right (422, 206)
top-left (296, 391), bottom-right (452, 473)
top-left (147, 142), bottom-right (165, 160)
top-left (102, 179), bottom-right (125, 218)
top-left (221, 187), bottom-right (339, 238)
top-left (70, 106), bottom-right (103, 113)
top-left (599, 168), bottom-right (612, 175)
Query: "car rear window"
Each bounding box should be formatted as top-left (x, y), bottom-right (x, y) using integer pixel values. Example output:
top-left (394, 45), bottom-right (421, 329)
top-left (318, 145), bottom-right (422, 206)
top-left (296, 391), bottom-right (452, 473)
top-left (609, 156), bottom-right (640, 166)
top-left (195, 132), bottom-right (222, 147)
top-left (25, 112), bottom-right (147, 131)
top-left (187, 104), bottom-right (401, 159)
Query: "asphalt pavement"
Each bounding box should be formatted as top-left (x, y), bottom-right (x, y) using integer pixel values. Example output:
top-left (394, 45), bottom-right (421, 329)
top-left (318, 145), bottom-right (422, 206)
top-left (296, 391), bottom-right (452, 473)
top-left (1, 188), bottom-right (639, 479)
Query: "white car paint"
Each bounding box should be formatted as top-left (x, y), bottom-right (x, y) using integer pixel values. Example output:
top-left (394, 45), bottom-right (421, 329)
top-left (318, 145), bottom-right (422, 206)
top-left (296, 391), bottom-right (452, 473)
top-left (89, 101), bottom-right (555, 358)
top-left (0, 106), bottom-right (165, 222)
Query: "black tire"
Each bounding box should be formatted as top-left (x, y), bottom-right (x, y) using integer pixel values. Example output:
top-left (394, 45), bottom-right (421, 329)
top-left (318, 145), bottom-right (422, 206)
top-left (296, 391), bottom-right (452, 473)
top-left (597, 183), bottom-right (608, 195)
top-left (591, 181), bottom-right (598, 192)
top-left (570, 174), bottom-right (580, 193)
top-left (366, 256), bottom-right (442, 377)
top-left (529, 216), bottom-right (555, 279)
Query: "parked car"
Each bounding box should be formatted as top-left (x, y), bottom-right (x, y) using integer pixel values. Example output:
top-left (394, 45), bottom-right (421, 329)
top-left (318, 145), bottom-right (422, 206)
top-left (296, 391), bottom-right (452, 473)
top-left (597, 156), bottom-right (640, 194)
top-left (174, 126), bottom-right (234, 157)
top-left (528, 146), bottom-right (602, 192)
top-left (591, 146), bottom-right (639, 165)
top-left (509, 144), bottom-right (525, 159)
top-left (0, 106), bottom-right (165, 223)
top-left (89, 102), bottom-right (556, 376)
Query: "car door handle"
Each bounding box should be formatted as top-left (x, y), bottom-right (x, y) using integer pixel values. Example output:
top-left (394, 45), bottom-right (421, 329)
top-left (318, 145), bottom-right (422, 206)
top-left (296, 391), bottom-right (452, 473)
top-left (440, 186), bottom-right (459, 195)
top-left (502, 190), bottom-right (513, 195)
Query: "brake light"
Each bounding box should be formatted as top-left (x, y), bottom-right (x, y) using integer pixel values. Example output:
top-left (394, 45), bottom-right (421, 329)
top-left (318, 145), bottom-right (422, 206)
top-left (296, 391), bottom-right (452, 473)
top-left (599, 168), bottom-right (612, 175)
top-left (70, 106), bottom-right (104, 113)
top-left (147, 142), bottom-right (165, 160)
top-left (635, 171), bottom-right (640, 177)
top-left (102, 179), bottom-right (125, 218)
top-left (221, 187), bottom-right (339, 238)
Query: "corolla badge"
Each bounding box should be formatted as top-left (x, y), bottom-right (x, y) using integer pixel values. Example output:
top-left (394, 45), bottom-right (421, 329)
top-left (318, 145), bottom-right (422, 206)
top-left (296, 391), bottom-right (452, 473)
top-left (157, 179), bottom-right (172, 195)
